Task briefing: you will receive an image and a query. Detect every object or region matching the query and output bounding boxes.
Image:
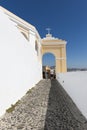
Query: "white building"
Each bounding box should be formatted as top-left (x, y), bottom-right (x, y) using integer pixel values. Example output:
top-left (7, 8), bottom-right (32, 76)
top-left (0, 6), bottom-right (67, 116)
top-left (0, 6), bottom-right (42, 116)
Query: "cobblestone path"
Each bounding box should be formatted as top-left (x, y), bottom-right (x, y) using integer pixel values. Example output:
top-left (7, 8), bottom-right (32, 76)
top-left (0, 79), bottom-right (87, 130)
top-left (44, 79), bottom-right (87, 130)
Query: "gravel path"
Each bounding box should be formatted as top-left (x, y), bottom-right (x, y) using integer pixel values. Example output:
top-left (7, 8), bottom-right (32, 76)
top-left (0, 79), bottom-right (87, 130)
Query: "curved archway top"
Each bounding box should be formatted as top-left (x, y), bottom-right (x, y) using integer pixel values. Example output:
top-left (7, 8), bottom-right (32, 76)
top-left (41, 34), bottom-right (67, 73)
top-left (41, 35), bottom-right (67, 58)
top-left (42, 52), bottom-right (56, 66)
top-left (42, 51), bottom-right (56, 58)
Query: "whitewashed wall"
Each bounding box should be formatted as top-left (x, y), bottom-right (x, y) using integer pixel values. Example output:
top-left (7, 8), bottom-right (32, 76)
top-left (0, 9), bottom-right (42, 116)
top-left (57, 72), bottom-right (87, 119)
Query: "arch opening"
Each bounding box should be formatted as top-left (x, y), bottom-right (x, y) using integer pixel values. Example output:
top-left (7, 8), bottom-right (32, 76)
top-left (42, 52), bottom-right (56, 79)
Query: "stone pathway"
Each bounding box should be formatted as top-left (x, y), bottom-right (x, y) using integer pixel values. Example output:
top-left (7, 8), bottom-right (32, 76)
top-left (0, 79), bottom-right (87, 130)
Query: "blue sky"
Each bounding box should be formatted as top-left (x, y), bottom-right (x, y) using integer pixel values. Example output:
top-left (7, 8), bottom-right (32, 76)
top-left (42, 53), bottom-right (55, 67)
top-left (0, 0), bottom-right (87, 68)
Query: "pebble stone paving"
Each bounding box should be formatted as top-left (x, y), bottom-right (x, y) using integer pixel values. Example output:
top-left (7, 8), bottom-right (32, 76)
top-left (0, 79), bottom-right (87, 130)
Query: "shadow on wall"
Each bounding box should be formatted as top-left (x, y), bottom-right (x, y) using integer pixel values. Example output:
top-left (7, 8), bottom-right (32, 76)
top-left (44, 79), bottom-right (86, 130)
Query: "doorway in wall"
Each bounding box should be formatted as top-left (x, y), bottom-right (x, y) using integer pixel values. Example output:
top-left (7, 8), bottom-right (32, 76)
top-left (42, 52), bottom-right (56, 79)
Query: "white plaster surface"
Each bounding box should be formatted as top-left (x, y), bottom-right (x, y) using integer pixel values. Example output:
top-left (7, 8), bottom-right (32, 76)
top-left (57, 71), bottom-right (87, 119)
top-left (0, 9), bottom-right (42, 116)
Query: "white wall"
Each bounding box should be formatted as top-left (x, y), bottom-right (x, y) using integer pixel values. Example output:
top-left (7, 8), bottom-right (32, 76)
top-left (57, 71), bottom-right (87, 119)
top-left (0, 9), bottom-right (42, 116)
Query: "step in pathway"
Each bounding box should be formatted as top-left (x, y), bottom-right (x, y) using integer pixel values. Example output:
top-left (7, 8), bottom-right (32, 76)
top-left (0, 79), bottom-right (87, 130)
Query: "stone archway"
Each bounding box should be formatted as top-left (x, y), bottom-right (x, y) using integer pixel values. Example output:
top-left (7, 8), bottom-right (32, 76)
top-left (41, 34), bottom-right (67, 73)
top-left (42, 52), bottom-right (55, 67)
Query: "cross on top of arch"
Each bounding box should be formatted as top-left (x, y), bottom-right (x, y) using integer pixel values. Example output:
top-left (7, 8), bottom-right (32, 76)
top-left (46, 28), bottom-right (51, 34)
